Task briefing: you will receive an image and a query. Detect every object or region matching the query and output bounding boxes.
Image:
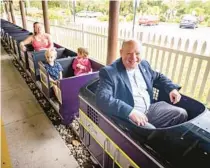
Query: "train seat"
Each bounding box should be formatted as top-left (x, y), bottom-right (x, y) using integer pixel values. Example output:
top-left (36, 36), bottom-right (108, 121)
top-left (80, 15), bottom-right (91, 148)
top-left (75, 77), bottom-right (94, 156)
top-left (28, 47), bottom-right (65, 81)
top-left (82, 79), bottom-right (205, 130)
top-left (12, 33), bottom-right (33, 61)
top-left (27, 46), bottom-right (77, 81)
top-left (20, 44), bottom-right (34, 70)
top-left (38, 57), bottom-right (76, 99)
top-left (9, 33), bottom-right (32, 59)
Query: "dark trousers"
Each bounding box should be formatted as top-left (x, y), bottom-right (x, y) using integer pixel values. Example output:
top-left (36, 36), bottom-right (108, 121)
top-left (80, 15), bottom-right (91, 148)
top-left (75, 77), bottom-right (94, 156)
top-left (146, 101), bottom-right (188, 128)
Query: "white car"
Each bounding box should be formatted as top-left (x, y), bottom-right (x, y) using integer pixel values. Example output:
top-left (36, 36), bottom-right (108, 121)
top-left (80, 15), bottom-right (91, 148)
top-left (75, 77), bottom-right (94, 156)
top-left (87, 11), bottom-right (103, 18)
top-left (76, 10), bottom-right (88, 17)
top-left (76, 11), bottom-right (103, 18)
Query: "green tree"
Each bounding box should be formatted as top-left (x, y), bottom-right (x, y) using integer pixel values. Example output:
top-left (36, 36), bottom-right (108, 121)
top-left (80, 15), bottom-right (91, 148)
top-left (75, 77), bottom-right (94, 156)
top-left (193, 7), bottom-right (205, 16)
top-left (30, 1), bottom-right (42, 9)
top-left (152, 6), bottom-right (160, 15)
top-left (137, 1), bottom-right (149, 14)
top-left (203, 1), bottom-right (210, 15)
top-left (120, 0), bottom-right (133, 17)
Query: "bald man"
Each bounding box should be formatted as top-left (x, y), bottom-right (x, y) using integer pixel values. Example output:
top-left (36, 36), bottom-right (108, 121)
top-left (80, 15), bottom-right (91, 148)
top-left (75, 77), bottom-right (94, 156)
top-left (96, 39), bottom-right (188, 128)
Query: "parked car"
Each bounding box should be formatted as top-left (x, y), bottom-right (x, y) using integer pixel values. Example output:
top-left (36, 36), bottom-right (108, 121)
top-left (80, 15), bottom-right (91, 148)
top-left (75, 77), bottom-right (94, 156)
top-left (87, 11), bottom-right (103, 18)
top-left (139, 15), bottom-right (159, 26)
top-left (76, 11), bottom-right (103, 18)
top-left (76, 10), bottom-right (88, 17)
top-left (179, 15), bottom-right (198, 29)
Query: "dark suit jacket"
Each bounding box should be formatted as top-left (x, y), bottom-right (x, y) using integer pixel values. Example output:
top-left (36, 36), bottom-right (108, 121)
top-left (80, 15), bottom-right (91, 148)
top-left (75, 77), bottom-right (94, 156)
top-left (96, 58), bottom-right (180, 120)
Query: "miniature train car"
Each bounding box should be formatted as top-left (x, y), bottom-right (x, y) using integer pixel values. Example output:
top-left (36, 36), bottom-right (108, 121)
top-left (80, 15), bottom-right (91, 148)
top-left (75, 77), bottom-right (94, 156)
top-left (1, 26), bottom-right (26, 48)
top-left (39, 57), bottom-right (104, 124)
top-left (12, 33), bottom-right (33, 61)
top-left (78, 79), bottom-right (210, 168)
top-left (3, 28), bottom-right (29, 47)
top-left (9, 32), bottom-right (32, 59)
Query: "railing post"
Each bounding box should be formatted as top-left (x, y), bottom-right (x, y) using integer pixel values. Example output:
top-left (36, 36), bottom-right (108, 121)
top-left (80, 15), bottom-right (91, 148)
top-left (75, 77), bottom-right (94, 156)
top-left (140, 32), bottom-right (143, 42)
top-left (82, 23), bottom-right (86, 47)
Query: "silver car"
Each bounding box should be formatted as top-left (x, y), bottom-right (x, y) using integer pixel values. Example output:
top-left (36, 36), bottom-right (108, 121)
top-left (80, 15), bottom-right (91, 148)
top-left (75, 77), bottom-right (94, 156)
top-left (180, 15), bottom-right (198, 29)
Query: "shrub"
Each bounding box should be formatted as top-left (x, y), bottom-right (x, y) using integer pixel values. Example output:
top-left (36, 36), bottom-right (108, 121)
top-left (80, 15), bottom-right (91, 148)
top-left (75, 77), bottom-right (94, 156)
top-left (48, 9), bottom-right (64, 20)
top-left (205, 15), bottom-right (210, 22)
top-left (27, 12), bottom-right (42, 18)
top-left (208, 19), bottom-right (210, 27)
top-left (49, 14), bottom-right (63, 20)
top-left (119, 16), bottom-right (125, 22)
top-left (175, 17), bottom-right (181, 23)
top-left (160, 14), bottom-right (166, 22)
top-left (126, 14), bottom-right (134, 22)
top-left (98, 15), bottom-right (108, 22)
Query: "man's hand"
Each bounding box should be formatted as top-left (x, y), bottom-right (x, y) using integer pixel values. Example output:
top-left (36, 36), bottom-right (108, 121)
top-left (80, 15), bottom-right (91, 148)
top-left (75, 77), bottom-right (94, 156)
top-left (129, 109), bottom-right (148, 126)
top-left (169, 89), bottom-right (181, 104)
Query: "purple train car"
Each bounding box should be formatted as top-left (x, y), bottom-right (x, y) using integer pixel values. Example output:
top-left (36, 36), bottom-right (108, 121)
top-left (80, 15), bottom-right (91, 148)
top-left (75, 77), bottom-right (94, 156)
top-left (4, 28), bottom-right (29, 48)
top-left (0, 19), bottom-right (32, 61)
top-left (19, 44), bottom-right (34, 71)
top-left (78, 79), bottom-right (210, 168)
top-left (12, 33), bottom-right (33, 61)
top-left (38, 57), bottom-right (104, 124)
top-left (10, 33), bottom-right (32, 60)
top-left (1, 25), bottom-right (25, 48)
top-left (1, 22), bottom-right (32, 63)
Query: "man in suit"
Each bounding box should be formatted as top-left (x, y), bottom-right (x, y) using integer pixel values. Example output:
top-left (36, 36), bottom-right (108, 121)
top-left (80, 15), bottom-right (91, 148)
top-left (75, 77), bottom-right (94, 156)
top-left (96, 39), bottom-right (188, 128)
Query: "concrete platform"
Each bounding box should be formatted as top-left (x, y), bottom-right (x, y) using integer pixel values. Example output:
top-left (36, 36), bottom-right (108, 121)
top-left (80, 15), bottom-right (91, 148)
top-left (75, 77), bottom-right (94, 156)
top-left (1, 45), bottom-right (79, 168)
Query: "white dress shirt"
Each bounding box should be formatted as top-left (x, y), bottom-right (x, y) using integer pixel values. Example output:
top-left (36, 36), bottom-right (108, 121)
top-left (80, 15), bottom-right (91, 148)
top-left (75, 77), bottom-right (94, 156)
top-left (127, 67), bottom-right (151, 113)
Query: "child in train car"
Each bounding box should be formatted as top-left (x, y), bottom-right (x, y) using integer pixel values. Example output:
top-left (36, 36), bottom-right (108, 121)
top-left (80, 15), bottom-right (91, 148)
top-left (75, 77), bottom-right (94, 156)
top-left (44, 48), bottom-right (63, 100)
top-left (72, 47), bottom-right (92, 76)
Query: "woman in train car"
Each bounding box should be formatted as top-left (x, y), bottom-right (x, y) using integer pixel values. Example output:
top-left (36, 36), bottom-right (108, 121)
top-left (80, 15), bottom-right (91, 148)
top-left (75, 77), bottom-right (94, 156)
top-left (72, 47), bottom-right (92, 76)
top-left (19, 22), bottom-right (53, 52)
top-left (44, 48), bottom-right (63, 100)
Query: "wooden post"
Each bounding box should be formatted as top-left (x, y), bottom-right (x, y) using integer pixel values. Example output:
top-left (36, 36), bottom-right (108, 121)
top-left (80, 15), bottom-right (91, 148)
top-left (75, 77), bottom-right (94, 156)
top-left (42, 0), bottom-right (50, 34)
top-left (106, 1), bottom-right (120, 65)
top-left (4, 1), bottom-right (12, 22)
top-left (9, 0), bottom-right (16, 24)
top-left (19, 0), bottom-right (27, 29)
